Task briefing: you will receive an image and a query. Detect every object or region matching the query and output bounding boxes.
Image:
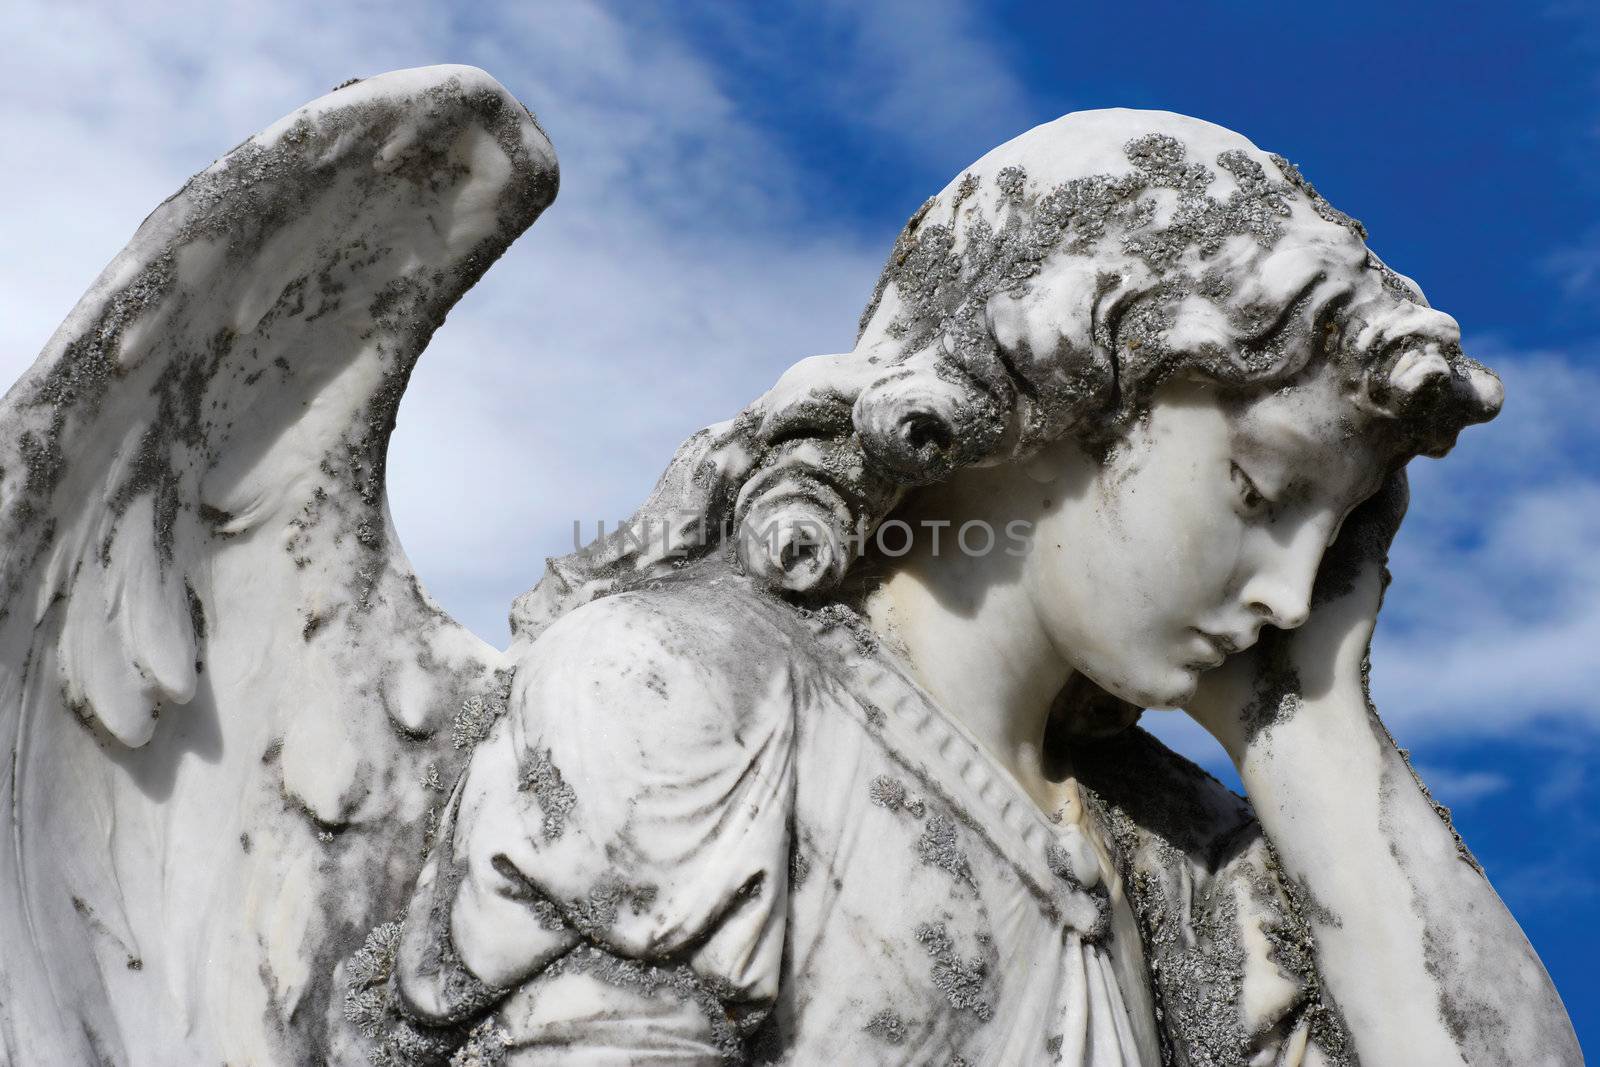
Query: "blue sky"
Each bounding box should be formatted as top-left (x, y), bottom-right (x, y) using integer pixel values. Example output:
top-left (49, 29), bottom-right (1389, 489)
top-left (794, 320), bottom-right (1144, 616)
top-left (3, 0), bottom-right (1596, 1050)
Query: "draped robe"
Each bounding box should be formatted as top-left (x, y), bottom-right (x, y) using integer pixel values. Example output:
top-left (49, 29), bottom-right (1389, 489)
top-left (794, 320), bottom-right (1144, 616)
top-left (394, 562), bottom-right (1347, 1065)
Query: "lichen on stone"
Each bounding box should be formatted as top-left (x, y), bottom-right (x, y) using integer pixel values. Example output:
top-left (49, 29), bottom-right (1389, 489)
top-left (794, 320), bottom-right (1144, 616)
top-left (566, 878), bottom-right (659, 938)
top-left (1362, 655), bottom-right (1485, 875)
top-left (542, 944), bottom-right (759, 1060)
top-left (516, 747), bottom-right (576, 841)
top-left (343, 921), bottom-right (460, 1067)
top-left (864, 1007), bottom-right (908, 1044)
top-left (914, 921), bottom-right (993, 1022)
top-left (868, 773), bottom-right (926, 818)
top-left (448, 1019), bottom-right (513, 1067)
top-left (451, 694), bottom-right (504, 750)
top-left (916, 815), bottom-right (974, 885)
top-left (1268, 153), bottom-right (1368, 240)
top-left (1076, 727), bottom-right (1356, 1066)
top-left (995, 165), bottom-right (1027, 203)
top-left (1044, 842), bottom-right (1111, 942)
top-left (1238, 630), bottom-right (1305, 744)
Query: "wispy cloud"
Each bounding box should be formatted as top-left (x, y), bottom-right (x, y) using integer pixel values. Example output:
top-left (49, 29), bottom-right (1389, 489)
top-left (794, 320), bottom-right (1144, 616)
top-left (1413, 766), bottom-right (1511, 807)
top-left (811, 0), bottom-right (1033, 157)
top-left (1495, 856), bottom-right (1600, 907)
top-left (1544, 235), bottom-right (1600, 299)
top-left (650, 0), bottom-right (1034, 174)
top-left (1, 0), bottom-right (915, 640)
top-left (7, 2), bottom-right (1599, 731)
top-left (1373, 349), bottom-right (1600, 737)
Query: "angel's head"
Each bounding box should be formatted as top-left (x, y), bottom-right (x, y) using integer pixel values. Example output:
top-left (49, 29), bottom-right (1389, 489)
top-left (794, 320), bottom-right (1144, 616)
top-left (514, 109), bottom-right (1501, 706)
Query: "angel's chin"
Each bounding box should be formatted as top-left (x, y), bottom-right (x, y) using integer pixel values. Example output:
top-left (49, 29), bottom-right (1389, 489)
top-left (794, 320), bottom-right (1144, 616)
top-left (1113, 666), bottom-right (1201, 712)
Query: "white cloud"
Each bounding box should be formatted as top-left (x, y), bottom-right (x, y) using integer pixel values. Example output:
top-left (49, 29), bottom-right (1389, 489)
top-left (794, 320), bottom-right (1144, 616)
top-left (1, 0), bottom-right (933, 641)
top-left (1372, 350), bottom-right (1600, 738)
top-left (7, 0), bottom-right (1598, 754)
top-left (2, 1), bottom-right (1049, 644)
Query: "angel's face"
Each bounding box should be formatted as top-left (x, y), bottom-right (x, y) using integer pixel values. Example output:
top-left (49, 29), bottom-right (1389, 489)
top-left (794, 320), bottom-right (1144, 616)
top-left (1023, 365), bottom-right (1390, 709)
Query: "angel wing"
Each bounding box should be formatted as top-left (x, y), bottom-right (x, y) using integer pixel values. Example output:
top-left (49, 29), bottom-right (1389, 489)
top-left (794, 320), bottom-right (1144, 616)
top-left (0, 65), bottom-right (557, 1065)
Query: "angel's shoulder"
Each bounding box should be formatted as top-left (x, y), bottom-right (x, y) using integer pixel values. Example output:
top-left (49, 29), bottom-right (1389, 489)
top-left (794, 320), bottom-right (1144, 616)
top-left (510, 567), bottom-right (807, 750)
top-left (405, 570), bottom-right (801, 1017)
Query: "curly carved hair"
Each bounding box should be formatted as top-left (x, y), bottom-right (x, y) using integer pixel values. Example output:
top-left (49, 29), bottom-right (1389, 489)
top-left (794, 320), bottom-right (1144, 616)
top-left (511, 109), bottom-right (1501, 643)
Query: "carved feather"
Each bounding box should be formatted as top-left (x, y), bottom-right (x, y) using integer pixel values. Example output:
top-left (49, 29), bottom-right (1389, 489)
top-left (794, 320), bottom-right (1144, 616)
top-left (0, 65), bottom-right (556, 1064)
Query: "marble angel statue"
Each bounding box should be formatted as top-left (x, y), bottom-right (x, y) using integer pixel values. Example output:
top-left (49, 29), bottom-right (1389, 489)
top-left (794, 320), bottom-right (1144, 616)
top-left (0, 65), bottom-right (1580, 1066)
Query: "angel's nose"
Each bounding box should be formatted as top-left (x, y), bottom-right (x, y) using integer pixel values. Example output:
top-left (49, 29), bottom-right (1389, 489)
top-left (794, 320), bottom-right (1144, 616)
top-left (1247, 589), bottom-right (1310, 631)
top-left (1238, 526), bottom-right (1324, 632)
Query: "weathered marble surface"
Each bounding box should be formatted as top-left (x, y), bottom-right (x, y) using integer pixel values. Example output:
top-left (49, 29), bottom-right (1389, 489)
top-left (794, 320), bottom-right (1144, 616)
top-left (0, 65), bottom-right (1581, 1065)
top-left (0, 66), bottom-right (550, 1064)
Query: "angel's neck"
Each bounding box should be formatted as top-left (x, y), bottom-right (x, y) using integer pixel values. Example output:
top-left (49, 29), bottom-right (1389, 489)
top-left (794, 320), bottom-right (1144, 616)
top-left (863, 557), bottom-right (1073, 811)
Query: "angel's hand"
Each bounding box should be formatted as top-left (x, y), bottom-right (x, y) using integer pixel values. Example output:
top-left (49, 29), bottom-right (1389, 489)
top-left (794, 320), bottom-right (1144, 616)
top-left (1184, 466), bottom-right (1583, 1062)
top-left (1185, 470), bottom-right (1409, 761)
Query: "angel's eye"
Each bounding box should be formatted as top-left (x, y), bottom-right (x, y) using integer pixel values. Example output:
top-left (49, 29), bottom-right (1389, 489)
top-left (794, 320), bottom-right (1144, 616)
top-left (1230, 461), bottom-right (1270, 516)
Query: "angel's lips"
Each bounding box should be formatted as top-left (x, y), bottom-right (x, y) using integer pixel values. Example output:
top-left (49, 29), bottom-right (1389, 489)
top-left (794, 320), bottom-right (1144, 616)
top-left (1186, 629), bottom-right (1235, 668)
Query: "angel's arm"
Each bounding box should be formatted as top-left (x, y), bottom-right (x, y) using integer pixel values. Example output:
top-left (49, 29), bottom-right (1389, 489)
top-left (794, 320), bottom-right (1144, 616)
top-left (1187, 476), bottom-right (1580, 1065)
top-left (391, 590), bottom-right (795, 1062)
top-left (1076, 725), bottom-right (1347, 1065)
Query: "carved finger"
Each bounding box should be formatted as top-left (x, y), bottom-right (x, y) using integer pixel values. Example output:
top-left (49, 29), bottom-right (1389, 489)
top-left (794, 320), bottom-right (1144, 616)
top-left (1311, 468), bottom-right (1409, 608)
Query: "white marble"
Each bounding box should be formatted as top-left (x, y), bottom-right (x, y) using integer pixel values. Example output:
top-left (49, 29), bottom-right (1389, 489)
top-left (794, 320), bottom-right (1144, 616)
top-left (0, 67), bottom-right (1580, 1065)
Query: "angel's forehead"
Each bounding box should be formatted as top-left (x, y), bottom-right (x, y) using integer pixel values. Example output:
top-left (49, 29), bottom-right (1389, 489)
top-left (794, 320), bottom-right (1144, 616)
top-left (1224, 371), bottom-right (1391, 499)
top-left (1231, 380), bottom-right (1360, 456)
